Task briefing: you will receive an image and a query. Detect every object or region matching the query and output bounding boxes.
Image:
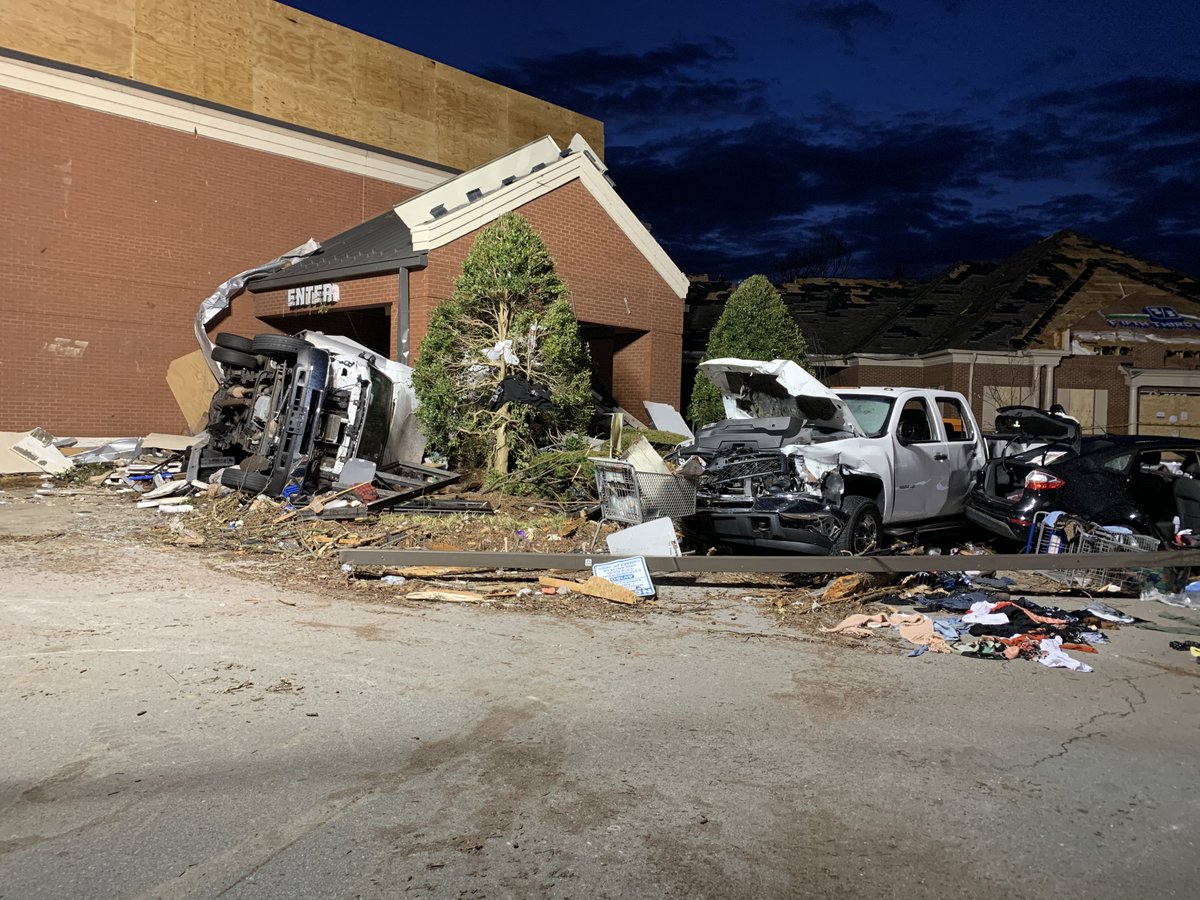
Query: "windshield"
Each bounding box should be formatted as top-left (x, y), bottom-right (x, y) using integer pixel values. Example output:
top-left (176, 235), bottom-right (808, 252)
top-left (837, 395), bottom-right (894, 438)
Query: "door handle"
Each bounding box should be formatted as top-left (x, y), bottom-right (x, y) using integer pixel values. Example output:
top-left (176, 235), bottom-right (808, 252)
top-left (934, 453), bottom-right (949, 461)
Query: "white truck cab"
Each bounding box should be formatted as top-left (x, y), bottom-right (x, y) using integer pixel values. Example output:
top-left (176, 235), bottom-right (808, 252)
top-left (683, 359), bottom-right (987, 555)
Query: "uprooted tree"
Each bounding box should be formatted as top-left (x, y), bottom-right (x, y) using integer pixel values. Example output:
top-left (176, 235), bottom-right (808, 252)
top-left (413, 212), bottom-right (593, 482)
top-left (687, 274), bottom-right (809, 427)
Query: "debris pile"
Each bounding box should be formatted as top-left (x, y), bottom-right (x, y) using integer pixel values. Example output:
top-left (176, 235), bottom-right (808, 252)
top-left (787, 559), bottom-right (1140, 672)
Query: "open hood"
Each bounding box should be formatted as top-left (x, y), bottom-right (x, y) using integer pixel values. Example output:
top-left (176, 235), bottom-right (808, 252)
top-left (698, 358), bottom-right (865, 437)
top-left (994, 405), bottom-right (1081, 448)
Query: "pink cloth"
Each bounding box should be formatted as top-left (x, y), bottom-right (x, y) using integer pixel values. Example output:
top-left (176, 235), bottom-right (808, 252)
top-left (821, 612), bottom-right (951, 652)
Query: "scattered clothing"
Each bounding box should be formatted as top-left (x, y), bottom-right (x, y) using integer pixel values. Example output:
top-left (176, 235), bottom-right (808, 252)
top-left (821, 612), bottom-right (951, 652)
top-left (951, 637), bottom-right (1008, 660)
top-left (1168, 640), bottom-right (1200, 651)
top-left (933, 617), bottom-right (971, 640)
top-left (962, 600), bottom-right (1009, 626)
top-left (915, 591), bottom-right (994, 613)
top-left (1037, 636), bottom-right (1094, 673)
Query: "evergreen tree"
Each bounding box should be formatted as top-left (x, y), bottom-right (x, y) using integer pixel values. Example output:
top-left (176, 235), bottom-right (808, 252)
top-left (687, 274), bottom-right (808, 426)
top-left (413, 213), bottom-right (592, 479)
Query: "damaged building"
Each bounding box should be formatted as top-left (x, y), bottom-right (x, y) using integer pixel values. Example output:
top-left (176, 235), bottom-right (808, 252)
top-left (1, 0), bottom-right (684, 435)
top-left (246, 135), bottom-right (688, 425)
top-left (687, 231), bottom-right (1200, 439)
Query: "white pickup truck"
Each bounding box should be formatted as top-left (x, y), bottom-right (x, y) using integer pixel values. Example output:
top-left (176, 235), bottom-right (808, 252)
top-left (681, 358), bottom-right (988, 554)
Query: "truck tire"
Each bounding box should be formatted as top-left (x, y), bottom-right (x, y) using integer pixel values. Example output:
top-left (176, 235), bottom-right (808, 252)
top-left (219, 467), bottom-right (270, 494)
top-left (211, 346), bottom-right (261, 371)
top-left (833, 496), bottom-right (882, 555)
top-left (214, 332), bottom-right (254, 353)
top-left (251, 333), bottom-right (310, 361)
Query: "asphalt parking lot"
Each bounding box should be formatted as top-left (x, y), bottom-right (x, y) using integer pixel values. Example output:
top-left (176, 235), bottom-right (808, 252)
top-left (1, 489), bottom-right (1198, 898)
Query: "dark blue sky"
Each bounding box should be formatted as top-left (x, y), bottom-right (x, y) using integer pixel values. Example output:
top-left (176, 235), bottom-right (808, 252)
top-left (286, 0), bottom-right (1200, 280)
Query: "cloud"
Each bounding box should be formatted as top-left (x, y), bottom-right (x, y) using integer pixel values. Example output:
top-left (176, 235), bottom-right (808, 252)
top-left (480, 41), bottom-right (768, 129)
top-left (1020, 46), bottom-right (1078, 79)
top-left (1037, 75), bottom-right (1200, 141)
top-left (484, 41), bottom-right (1199, 280)
top-left (794, 2), bottom-right (895, 50)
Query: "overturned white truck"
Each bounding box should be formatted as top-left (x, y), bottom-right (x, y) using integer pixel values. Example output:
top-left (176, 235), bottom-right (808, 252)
top-left (681, 358), bottom-right (988, 554)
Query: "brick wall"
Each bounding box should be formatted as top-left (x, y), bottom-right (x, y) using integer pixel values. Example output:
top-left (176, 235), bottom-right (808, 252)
top-left (408, 180), bottom-right (684, 420)
top-left (0, 86), bottom-right (419, 435)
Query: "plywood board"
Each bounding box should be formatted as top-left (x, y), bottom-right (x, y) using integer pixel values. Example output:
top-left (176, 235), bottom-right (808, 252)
top-left (3, 0), bottom-right (603, 171)
top-left (1139, 390), bottom-right (1200, 439)
top-left (166, 350), bottom-right (218, 435)
top-left (130, 0), bottom-right (198, 95)
top-left (1, 0), bottom-right (135, 75)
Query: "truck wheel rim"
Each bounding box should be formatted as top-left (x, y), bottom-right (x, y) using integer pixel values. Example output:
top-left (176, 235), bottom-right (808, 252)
top-left (853, 518), bottom-right (879, 553)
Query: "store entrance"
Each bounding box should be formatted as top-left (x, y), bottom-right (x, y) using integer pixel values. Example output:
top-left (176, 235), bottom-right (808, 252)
top-left (261, 305), bottom-right (392, 357)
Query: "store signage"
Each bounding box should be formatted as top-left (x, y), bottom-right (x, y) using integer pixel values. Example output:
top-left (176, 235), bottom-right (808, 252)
top-left (287, 283), bottom-right (339, 308)
top-left (1104, 305), bottom-right (1200, 330)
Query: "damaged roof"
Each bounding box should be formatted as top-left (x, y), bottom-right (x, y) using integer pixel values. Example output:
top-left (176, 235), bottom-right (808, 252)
top-left (248, 210), bottom-right (420, 292)
top-left (250, 133), bottom-right (688, 298)
top-left (686, 231), bottom-right (1200, 358)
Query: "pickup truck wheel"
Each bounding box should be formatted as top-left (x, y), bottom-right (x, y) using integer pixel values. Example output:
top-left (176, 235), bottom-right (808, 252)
top-left (833, 496), bottom-right (882, 555)
top-left (214, 332), bottom-right (254, 353)
top-left (251, 333), bottom-right (310, 361)
top-left (218, 467), bottom-right (270, 494)
top-left (211, 346), bottom-right (261, 371)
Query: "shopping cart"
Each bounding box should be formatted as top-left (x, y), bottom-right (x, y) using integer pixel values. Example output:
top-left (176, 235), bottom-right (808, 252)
top-left (1030, 511), bottom-right (1161, 592)
top-left (590, 458), bottom-right (697, 550)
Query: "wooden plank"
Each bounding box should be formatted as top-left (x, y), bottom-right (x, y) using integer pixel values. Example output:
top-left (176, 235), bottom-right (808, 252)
top-left (539, 575), bottom-right (637, 606)
top-left (406, 590), bottom-right (487, 603)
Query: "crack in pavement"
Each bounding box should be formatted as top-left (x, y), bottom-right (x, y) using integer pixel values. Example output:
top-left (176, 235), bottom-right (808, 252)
top-left (1022, 674), bottom-right (1151, 771)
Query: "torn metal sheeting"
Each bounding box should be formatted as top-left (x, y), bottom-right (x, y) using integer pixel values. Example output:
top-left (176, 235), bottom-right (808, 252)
top-left (195, 239), bottom-right (320, 378)
top-left (338, 548), bottom-right (1200, 574)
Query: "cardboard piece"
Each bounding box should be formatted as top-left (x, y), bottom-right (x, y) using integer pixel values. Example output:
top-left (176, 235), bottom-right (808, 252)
top-left (606, 517), bottom-right (681, 558)
top-left (643, 401), bottom-right (694, 442)
top-left (166, 350), bottom-right (219, 435)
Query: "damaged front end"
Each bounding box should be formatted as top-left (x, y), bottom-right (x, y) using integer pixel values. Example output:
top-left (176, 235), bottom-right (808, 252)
top-left (681, 358), bottom-right (885, 555)
top-left (687, 439), bottom-right (852, 554)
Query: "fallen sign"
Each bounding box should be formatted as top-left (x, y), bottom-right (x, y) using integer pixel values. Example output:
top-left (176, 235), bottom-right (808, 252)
top-left (591, 556), bottom-right (656, 597)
